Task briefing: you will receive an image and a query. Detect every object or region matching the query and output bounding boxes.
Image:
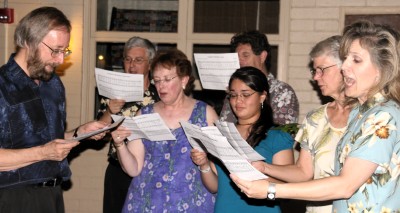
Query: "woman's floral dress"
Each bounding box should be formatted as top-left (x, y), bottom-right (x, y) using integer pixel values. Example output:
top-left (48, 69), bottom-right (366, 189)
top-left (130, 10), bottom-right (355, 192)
top-left (122, 100), bottom-right (215, 213)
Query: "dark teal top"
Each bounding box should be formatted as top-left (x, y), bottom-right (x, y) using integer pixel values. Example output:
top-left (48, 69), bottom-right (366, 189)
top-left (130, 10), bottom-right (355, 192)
top-left (214, 129), bottom-right (294, 212)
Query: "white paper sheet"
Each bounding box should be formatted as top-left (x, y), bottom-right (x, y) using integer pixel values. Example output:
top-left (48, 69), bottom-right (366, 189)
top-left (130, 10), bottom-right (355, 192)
top-left (215, 121), bottom-right (265, 161)
top-left (95, 68), bottom-right (144, 102)
top-left (111, 114), bottom-right (176, 141)
top-left (180, 121), bottom-right (268, 181)
top-left (71, 117), bottom-right (125, 141)
top-left (194, 53), bottom-right (240, 90)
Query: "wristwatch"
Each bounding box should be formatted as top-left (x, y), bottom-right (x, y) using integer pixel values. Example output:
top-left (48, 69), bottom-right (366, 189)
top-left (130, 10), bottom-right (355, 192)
top-left (267, 183), bottom-right (276, 200)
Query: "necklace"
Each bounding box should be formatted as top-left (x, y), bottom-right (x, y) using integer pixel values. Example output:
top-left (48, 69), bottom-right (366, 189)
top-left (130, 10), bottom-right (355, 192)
top-left (236, 122), bottom-right (254, 126)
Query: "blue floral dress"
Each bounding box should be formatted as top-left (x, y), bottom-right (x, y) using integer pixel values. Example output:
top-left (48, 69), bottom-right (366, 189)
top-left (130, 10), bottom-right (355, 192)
top-left (333, 93), bottom-right (400, 212)
top-left (122, 100), bottom-right (215, 213)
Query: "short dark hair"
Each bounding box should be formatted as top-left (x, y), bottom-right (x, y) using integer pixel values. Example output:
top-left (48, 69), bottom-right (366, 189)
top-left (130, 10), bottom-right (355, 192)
top-left (230, 30), bottom-right (272, 70)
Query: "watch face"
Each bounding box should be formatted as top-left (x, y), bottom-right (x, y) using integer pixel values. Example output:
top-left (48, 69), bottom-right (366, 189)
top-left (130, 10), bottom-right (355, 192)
top-left (267, 193), bottom-right (275, 200)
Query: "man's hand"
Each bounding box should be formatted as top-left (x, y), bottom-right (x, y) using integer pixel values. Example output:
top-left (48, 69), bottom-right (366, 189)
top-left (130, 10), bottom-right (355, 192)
top-left (40, 139), bottom-right (80, 161)
top-left (77, 121), bottom-right (108, 140)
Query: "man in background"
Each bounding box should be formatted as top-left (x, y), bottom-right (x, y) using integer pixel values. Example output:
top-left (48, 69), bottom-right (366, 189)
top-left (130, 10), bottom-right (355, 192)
top-left (220, 30), bottom-right (299, 125)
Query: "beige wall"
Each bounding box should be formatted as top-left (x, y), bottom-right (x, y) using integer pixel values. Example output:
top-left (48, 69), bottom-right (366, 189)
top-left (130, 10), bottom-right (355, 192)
top-left (288, 0), bottom-right (400, 118)
top-left (1, 0), bottom-right (400, 212)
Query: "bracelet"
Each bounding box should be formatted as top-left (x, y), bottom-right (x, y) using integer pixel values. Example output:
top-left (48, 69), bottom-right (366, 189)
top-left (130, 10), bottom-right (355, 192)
top-left (73, 126), bottom-right (80, 138)
top-left (198, 165), bottom-right (211, 173)
top-left (113, 142), bottom-right (124, 148)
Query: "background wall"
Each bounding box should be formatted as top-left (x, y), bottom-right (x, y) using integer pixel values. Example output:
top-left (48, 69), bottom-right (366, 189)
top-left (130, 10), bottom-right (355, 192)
top-left (1, 0), bottom-right (400, 212)
top-left (288, 0), bottom-right (400, 117)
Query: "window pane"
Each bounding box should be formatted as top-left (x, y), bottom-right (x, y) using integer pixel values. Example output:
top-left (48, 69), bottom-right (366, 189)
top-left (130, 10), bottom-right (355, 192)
top-left (97, 0), bottom-right (179, 32)
top-left (194, 0), bottom-right (279, 33)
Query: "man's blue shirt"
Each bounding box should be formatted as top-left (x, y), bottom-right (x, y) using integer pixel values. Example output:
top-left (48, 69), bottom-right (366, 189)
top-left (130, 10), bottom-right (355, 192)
top-left (0, 54), bottom-right (71, 188)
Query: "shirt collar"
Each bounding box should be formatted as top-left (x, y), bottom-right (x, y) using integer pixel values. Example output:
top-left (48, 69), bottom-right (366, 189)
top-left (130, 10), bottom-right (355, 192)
top-left (358, 92), bottom-right (387, 115)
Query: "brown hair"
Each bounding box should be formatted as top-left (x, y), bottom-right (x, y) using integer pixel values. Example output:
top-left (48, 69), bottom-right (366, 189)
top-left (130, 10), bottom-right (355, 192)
top-left (151, 49), bottom-right (195, 96)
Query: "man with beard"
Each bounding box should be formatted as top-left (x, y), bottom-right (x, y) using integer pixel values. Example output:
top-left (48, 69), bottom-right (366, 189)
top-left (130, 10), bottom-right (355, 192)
top-left (0, 6), bottom-right (106, 213)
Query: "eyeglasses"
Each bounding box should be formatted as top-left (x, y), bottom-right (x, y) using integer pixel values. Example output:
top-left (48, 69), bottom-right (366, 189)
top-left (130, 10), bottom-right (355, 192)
top-left (310, 64), bottom-right (337, 77)
top-left (41, 42), bottom-right (72, 58)
top-left (123, 57), bottom-right (148, 65)
top-left (153, 76), bottom-right (178, 85)
top-left (228, 91), bottom-right (257, 100)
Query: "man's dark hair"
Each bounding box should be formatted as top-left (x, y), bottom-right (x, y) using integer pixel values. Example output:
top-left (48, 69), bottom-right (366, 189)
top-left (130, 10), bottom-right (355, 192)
top-left (230, 30), bottom-right (272, 71)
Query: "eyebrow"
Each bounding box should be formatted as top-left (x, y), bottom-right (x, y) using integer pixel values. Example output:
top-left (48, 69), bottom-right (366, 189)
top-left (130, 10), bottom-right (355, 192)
top-left (229, 89), bottom-right (251, 92)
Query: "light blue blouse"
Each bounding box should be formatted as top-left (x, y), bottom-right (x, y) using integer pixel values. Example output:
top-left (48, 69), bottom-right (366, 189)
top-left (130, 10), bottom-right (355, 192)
top-left (334, 93), bottom-right (400, 212)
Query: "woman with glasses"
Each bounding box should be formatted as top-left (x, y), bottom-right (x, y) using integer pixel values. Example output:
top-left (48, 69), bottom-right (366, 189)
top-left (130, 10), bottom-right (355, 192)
top-left (251, 35), bottom-right (356, 213)
top-left (231, 21), bottom-right (400, 212)
top-left (191, 67), bottom-right (294, 212)
top-left (110, 49), bottom-right (218, 212)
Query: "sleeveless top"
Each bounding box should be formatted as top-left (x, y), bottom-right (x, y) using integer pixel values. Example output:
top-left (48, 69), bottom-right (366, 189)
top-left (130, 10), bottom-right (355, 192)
top-left (122, 100), bottom-right (215, 212)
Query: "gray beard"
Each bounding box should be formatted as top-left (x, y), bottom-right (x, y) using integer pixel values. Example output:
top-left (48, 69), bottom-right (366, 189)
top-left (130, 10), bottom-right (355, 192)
top-left (27, 49), bottom-right (57, 81)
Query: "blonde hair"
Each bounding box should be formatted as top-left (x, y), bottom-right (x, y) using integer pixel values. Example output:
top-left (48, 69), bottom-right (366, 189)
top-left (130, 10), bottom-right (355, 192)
top-left (340, 20), bottom-right (400, 104)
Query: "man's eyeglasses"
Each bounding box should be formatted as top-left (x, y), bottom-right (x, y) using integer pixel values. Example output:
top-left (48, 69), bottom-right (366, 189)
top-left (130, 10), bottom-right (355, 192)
top-left (228, 92), bottom-right (257, 100)
top-left (123, 57), bottom-right (148, 65)
top-left (310, 64), bottom-right (337, 77)
top-left (41, 42), bottom-right (72, 58)
top-left (153, 76), bottom-right (178, 86)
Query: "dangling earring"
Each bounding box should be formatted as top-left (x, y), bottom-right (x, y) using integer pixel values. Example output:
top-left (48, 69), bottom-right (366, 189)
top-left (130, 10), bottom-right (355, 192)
top-left (261, 102), bottom-right (264, 109)
top-left (375, 75), bottom-right (380, 82)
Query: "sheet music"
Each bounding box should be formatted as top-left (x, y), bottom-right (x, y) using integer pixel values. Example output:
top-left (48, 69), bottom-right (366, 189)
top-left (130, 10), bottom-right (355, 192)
top-left (179, 121), bottom-right (207, 152)
top-left (194, 53), bottom-right (240, 90)
top-left (71, 117), bottom-right (125, 141)
top-left (180, 121), bottom-right (268, 181)
top-left (111, 114), bottom-right (176, 141)
top-left (222, 159), bottom-right (268, 181)
top-left (95, 68), bottom-right (144, 102)
top-left (215, 121), bottom-right (265, 161)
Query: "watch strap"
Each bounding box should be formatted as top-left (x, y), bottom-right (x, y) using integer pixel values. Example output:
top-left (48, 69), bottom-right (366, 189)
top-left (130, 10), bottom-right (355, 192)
top-left (267, 182), bottom-right (276, 200)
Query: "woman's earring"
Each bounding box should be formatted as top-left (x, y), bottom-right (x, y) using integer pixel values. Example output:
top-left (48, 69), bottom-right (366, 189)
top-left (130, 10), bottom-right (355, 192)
top-left (375, 75), bottom-right (380, 82)
top-left (261, 102), bottom-right (264, 109)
